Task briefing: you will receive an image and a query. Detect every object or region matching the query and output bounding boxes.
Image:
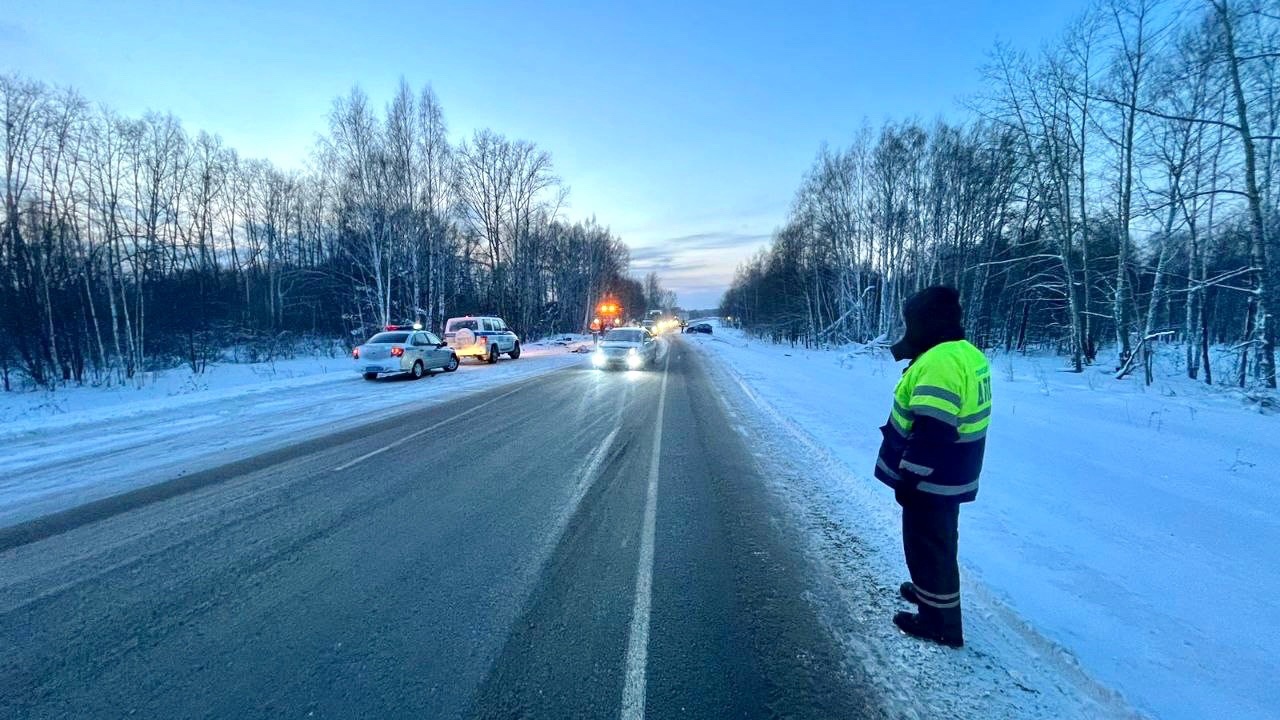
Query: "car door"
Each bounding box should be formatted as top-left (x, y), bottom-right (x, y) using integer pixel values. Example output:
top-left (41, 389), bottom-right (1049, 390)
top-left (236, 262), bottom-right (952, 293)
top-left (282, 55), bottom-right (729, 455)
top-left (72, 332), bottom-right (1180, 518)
top-left (483, 318), bottom-right (504, 352)
top-left (493, 319), bottom-right (514, 351)
top-left (410, 333), bottom-right (432, 365)
top-left (424, 332), bottom-right (448, 368)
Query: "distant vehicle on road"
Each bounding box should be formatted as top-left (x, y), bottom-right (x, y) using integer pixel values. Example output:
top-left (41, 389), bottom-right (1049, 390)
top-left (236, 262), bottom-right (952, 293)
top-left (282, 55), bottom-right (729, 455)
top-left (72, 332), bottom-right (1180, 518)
top-left (684, 322), bottom-right (713, 335)
top-left (353, 328), bottom-right (459, 380)
top-left (592, 327), bottom-right (659, 370)
top-left (444, 316), bottom-right (521, 364)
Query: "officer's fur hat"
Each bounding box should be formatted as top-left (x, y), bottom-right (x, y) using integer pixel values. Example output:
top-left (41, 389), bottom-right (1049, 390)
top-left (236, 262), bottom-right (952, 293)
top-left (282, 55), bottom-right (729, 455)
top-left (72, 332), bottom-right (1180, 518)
top-left (890, 286), bottom-right (965, 361)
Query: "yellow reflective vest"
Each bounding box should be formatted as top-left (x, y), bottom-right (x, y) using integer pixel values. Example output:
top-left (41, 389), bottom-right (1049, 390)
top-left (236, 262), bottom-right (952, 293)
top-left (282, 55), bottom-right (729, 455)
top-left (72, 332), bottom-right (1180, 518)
top-left (874, 340), bottom-right (991, 503)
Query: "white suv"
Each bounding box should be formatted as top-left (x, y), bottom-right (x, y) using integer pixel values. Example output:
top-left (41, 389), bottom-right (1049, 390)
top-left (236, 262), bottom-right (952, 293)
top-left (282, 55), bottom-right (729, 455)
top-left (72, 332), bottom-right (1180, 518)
top-left (443, 316), bottom-right (521, 363)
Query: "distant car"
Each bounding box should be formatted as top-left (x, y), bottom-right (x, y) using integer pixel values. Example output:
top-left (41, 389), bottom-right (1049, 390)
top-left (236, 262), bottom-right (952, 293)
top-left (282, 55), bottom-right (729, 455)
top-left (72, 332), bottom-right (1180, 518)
top-left (592, 327), bottom-right (659, 370)
top-left (353, 328), bottom-right (459, 380)
top-left (684, 323), bottom-right (712, 335)
top-left (443, 316), bottom-right (521, 363)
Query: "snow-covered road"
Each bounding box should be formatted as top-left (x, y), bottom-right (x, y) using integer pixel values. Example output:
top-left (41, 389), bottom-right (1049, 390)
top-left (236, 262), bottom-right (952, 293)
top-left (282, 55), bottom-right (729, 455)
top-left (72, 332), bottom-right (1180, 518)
top-left (0, 346), bottom-right (584, 528)
top-left (1, 337), bottom-right (885, 718)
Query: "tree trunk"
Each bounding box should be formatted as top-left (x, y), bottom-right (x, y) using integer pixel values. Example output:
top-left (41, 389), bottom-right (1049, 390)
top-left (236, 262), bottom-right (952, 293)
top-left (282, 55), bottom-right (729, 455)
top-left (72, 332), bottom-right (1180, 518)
top-left (1217, 0), bottom-right (1275, 388)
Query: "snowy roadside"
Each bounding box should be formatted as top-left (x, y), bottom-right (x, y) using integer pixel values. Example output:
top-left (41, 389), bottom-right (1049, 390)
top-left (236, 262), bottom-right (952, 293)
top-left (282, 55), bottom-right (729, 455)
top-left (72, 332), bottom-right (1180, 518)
top-left (0, 342), bottom-right (586, 529)
top-left (687, 327), bottom-right (1279, 720)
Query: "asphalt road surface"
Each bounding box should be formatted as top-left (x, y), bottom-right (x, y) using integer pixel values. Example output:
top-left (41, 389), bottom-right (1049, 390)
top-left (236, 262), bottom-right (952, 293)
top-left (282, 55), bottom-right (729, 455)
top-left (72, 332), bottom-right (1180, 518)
top-left (0, 337), bottom-right (884, 719)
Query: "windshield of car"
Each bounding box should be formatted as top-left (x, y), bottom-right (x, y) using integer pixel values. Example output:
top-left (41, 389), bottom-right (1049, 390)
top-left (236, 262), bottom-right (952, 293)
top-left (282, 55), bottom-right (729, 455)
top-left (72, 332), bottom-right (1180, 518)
top-left (604, 329), bottom-right (643, 343)
top-left (446, 319), bottom-right (479, 332)
top-left (366, 332), bottom-right (410, 344)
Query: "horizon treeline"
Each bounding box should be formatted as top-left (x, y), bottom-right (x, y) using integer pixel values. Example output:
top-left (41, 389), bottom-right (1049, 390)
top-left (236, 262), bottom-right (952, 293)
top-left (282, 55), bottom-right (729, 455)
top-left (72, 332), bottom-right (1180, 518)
top-left (1, 76), bottom-right (647, 390)
top-left (722, 0), bottom-right (1279, 388)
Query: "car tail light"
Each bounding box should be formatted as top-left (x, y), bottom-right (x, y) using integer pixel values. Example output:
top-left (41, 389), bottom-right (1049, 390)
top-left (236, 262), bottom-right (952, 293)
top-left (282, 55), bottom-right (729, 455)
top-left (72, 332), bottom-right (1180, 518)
top-left (390, 346), bottom-right (404, 357)
top-left (477, 336), bottom-right (487, 344)
top-left (352, 347), bottom-right (360, 359)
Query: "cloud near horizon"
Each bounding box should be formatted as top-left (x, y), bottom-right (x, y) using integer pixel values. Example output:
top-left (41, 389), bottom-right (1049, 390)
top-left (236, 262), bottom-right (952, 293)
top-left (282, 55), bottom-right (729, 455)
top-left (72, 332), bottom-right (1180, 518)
top-left (626, 229), bottom-right (773, 309)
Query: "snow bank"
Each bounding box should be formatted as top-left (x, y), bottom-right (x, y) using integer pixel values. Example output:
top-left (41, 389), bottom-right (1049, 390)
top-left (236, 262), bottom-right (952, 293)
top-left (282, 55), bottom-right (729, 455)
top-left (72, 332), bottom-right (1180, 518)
top-left (0, 347), bottom-right (584, 528)
top-left (689, 330), bottom-right (1279, 720)
top-left (0, 355), bottom-right (356, 439)
top-left (528, 333), bottom-right (595, 353)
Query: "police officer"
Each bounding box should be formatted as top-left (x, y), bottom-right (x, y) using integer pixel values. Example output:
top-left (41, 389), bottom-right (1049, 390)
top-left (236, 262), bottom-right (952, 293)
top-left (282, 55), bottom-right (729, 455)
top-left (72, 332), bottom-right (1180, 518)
top-left (874, 286), bottom-right (991, 648)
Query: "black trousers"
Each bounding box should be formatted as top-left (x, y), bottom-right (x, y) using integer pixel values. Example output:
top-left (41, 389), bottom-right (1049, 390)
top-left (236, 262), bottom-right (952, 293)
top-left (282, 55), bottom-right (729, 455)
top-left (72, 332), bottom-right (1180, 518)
top-left (901, 498), bottom-right (962, 636)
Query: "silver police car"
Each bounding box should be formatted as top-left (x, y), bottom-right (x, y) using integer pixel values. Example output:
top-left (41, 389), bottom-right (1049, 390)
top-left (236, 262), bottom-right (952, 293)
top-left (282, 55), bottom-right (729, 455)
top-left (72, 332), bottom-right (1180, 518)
top-left (353, 326), bottom-right (460, 380)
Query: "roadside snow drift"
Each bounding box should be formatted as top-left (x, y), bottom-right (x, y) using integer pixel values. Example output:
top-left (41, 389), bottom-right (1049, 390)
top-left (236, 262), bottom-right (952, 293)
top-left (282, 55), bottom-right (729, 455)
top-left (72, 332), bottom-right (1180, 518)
top-left (689, 329), bottom-right (1279, 720)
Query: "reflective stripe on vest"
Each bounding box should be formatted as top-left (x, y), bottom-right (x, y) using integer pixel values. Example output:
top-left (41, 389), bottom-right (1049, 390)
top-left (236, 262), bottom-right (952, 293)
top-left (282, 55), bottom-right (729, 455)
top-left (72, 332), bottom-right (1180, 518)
top-left (889, 340), bottom-right (991, 497)
top-left (917, 479), bottom-right (980, 496)
top-left (892, 341), bottom-right (992, 441)
top-left (876, 457), bottom-right (901, 481)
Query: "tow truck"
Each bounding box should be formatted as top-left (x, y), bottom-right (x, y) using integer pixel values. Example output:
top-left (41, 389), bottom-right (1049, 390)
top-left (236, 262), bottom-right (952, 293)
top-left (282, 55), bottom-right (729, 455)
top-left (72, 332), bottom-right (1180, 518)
top-left (588, 298), bottom-right (624, 335)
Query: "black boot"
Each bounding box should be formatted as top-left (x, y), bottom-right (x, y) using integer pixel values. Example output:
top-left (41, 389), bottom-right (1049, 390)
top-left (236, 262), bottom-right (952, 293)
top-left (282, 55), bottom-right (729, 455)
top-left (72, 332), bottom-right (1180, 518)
top-left (893, 611), bottom-right (963, 649)
top-left (899, 582), bottom-right (920, 605)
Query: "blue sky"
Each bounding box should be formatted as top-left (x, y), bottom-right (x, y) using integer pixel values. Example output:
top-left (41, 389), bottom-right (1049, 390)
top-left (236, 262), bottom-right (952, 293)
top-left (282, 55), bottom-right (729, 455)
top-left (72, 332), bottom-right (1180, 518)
top-left (2, 0), bottom-right (1085, 309)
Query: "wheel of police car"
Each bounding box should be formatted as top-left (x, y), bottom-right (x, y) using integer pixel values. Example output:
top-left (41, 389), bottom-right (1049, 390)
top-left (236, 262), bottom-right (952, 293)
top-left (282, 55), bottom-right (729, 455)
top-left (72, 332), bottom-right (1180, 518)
top-left (455, 327), bottom-right (475, 347)
top-left (411, 360), bottom-right (425, 379)
top-left (444, 354), bottom-right (459, 372)
top-left (486, 345), bottom-right (499, 364)
top-left (509, 341), bottom-right (521, 359)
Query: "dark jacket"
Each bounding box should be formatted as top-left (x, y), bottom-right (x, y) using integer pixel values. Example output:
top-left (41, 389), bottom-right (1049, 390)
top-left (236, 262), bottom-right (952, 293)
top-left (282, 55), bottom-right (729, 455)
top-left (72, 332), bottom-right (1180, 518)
top-left (875, 287), bottom-right (991, 505)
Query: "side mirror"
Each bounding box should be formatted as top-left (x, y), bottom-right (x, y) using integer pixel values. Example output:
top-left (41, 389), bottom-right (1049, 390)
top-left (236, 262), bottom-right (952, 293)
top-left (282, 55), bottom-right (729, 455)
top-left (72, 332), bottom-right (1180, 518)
top-left (437, 341), bottom-right (448, 348)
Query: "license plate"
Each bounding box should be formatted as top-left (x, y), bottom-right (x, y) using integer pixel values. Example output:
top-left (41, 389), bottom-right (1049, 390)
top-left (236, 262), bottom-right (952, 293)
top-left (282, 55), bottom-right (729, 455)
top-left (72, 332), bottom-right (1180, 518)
top-left (364, 365), bottom-right (385, 372)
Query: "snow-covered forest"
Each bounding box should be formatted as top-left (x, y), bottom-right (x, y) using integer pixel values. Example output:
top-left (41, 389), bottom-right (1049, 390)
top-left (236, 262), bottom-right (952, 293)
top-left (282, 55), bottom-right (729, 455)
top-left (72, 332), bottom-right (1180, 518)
top-left (0, 77), bottom-right (646, 390)
top-left (722, 0), bottom-right (1279, 389)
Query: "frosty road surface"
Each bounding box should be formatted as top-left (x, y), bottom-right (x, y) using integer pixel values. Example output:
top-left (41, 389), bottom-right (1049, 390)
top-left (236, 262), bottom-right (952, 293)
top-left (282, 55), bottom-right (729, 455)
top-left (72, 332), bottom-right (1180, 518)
top-left (0, 339), bottom-right (882, 718)
top-left (0, 346), bottom-right (580, 530)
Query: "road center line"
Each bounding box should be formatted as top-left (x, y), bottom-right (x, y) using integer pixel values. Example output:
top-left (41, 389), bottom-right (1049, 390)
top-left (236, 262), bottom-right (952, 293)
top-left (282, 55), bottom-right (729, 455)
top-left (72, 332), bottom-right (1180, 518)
top-left (330, 384), bottom-right (528, 472)
top-left (620, 350), bottom-right (671, 720)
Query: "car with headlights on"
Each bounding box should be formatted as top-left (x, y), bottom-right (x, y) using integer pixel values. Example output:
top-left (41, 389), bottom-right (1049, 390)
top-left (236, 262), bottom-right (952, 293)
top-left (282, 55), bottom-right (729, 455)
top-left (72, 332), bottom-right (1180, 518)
top-left (592, 327), bottom-right (659, 370)
top-left (353, 327), bottom-right (459, 380)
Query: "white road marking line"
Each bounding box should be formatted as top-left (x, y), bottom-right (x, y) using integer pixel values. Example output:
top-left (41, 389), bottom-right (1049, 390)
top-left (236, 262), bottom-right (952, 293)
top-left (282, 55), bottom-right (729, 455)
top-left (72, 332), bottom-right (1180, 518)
top-left (330, 384), bottom-right (527, 472)
top-left (620, 350), bottom-right (671, 720)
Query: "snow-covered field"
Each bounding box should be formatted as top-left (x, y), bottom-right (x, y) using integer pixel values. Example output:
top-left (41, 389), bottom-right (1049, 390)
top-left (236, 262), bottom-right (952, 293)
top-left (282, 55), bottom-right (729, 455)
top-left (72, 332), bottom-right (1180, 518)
top-left (689, 326), bottom-right (1279, 720)
top-left (0, 338), bottom-right (586, 528)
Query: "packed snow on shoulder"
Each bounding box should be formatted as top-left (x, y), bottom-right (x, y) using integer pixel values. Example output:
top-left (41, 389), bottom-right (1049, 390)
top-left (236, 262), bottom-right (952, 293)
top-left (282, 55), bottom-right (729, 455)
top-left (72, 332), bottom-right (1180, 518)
top-left (527, 333), bottom-right (596, 353)
top-left (689, 329), bottom-right (1278, 720)
top-left (0, 344), bottom-right (583, 528)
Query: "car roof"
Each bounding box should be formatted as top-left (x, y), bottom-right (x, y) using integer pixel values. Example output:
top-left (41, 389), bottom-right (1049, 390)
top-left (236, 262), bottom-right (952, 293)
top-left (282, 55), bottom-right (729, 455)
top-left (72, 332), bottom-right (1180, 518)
top-left (447, 316), bottom-right (499, 322)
